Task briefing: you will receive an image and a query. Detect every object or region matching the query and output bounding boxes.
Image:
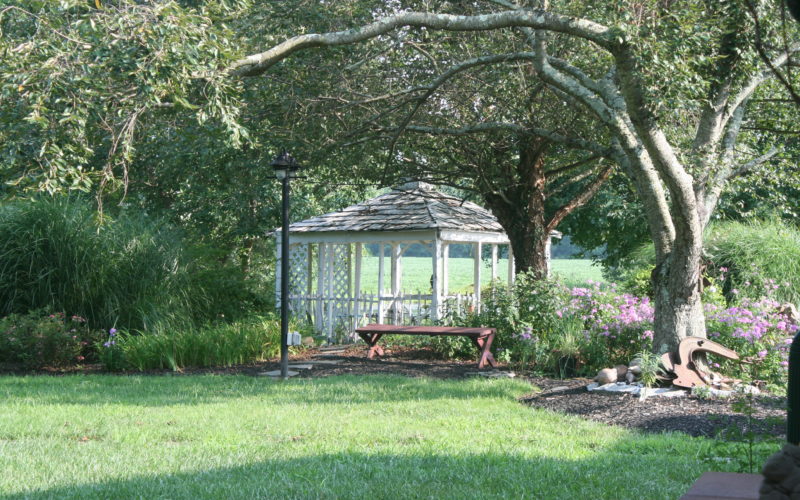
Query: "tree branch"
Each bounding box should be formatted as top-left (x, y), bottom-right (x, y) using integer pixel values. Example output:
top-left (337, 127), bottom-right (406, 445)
top-left (546, 164), bottom-right (613, 232)
top-left (230, 10), bottom-right (614, 77)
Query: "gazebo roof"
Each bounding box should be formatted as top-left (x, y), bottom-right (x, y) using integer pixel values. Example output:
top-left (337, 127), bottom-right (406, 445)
top-left (289, 182), bottom-right (504, 234)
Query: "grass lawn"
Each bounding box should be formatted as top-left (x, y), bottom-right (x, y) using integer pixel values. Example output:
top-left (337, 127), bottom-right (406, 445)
top-left (356, 258), bottom-right (604, 294)
top-left (0, 374), bottom-right (742, 499)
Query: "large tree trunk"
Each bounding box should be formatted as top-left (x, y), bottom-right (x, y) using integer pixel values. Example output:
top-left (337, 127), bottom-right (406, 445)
top-left (650, 226), bottom-right (707, 354)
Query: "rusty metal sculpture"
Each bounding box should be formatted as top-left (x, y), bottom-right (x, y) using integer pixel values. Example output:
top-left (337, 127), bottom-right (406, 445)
top-left (660, 336), bottom-right (739, 389)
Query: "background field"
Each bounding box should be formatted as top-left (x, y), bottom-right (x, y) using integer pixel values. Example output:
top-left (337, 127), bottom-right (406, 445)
top-left (355, 257), bottom-right (604, 294)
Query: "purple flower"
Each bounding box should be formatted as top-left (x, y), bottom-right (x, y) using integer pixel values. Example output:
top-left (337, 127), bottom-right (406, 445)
top-left (109, 328), bottom-right (117, 336)
top-left (758, 350), bottom-right (768, 358)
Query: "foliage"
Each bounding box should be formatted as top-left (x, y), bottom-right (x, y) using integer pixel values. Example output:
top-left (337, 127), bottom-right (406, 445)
top-left (705, 296), bottom-right (797, 386)
top-left (617, 219), bottom-right (800, 306)
top-left (433, 273), bottom-right (575, 372)
top-left (0, 0), bottom-right (246, 195)
top-left (0, 196), bottom-right (195, 330)
top-left (0, 196), bottom-right (267, 332)
top-left (99, 315), bottom-right (310, 371)
top-left (705, 220), bottom-right (800, 306)
top-left (634, 350), bottom-right (662, 388)
top-left (0, 310), bottom-right (100, 369)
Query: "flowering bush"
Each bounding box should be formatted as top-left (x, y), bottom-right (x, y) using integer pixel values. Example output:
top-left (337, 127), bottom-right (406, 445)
top-left (706, 297), bottom-right (798, 385)
top-left (559, 281), bottom-right (654, 370)
top-left (0, 311), bottom-right (100, 368)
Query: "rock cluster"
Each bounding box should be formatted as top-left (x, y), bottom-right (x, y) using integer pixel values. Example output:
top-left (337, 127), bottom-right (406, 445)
top-left (760, 443), bottom-right (800, 499)
top-left (594, 359), bottom-right (642, 385)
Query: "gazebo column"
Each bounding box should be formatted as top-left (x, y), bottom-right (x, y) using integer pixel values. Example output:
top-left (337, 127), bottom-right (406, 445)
top-left (431, 238), bottom-right (443, 321)
top-left (442, 243), bottom-right (450, 297)
top-left (354, 243), bottom-right (362, 328)
top-left (473, 242), bottom-right (482, 313)
top-left (507, 245), bottom-right (515, 287)
top-left (491, 244), bottom-right (498, 282)
top-left (377, 243), bottom-right (385, 324)
top-left (316, 243), bottom-right (326, 332)
top-left (391, 243), bottom-right (402, 324)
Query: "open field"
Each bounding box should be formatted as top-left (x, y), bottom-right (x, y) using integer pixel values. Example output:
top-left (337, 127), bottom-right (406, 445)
top-left (355, 258), bottom-right (604, 294)
top-left (0, 374), bottom-right (739, 499)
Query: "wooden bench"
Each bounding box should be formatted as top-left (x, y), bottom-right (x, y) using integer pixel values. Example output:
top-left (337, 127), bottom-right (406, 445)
top-left (354, 324), bottom-right (497, 369)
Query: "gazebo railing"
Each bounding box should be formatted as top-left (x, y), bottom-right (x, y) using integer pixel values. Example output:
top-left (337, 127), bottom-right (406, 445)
top-left (288, 292), bottom-right (479, 342)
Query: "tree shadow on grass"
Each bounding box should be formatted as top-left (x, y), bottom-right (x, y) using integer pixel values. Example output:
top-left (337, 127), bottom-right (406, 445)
top-left (0, 449), bottom-right (702, 500)
top-left (0, 373), bottom-right (531, 407)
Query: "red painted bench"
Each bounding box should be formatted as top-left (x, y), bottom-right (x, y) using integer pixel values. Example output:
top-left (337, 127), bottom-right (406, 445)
top-left (354, 324), bottom-right (497, 369)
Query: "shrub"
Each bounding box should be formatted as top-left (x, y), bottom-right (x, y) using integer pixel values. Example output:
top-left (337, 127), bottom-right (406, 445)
top-left (0, 311), bottom-right (101, 369)
top-left (0, 196), bottom-right (193, 330)
top-left (99, 315), bottom-right (310, 371)
top-left (705, 220), bottom-right (800, 306)
top-left (705, 297), bottom-right (798, 386)
top-left (0, 196), bottom-right (271, 332)
top-left (618, 220), bottom-right (800, 306)
top-left (433, 273), bottom-right (572, 372)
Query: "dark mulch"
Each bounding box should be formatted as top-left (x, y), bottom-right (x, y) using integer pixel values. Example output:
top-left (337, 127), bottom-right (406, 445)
top-left (3, 345), bottom-right (787, 440)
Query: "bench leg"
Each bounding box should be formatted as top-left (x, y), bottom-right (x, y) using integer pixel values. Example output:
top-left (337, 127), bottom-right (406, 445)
top-left (473, 334), bottom-right (497, 369)
top-left (357, 332), bottom-right (384, 359)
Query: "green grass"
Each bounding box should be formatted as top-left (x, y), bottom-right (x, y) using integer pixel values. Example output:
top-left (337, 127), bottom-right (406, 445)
top-left (0, 374), bottom-right (752, 499)
top-left (355, 258), bottom-right (604, 294)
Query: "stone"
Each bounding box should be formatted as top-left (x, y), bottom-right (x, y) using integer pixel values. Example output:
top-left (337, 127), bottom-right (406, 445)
top-left (587, 382), bottom-right (641, 395)
top-left (614, 364), bottom-right (628, 378)
top-left (595, 368), bottom-right (617, 385)
top-left (778, 303), bottom-right (799, 325)
top-left (258, 370), bottom-right (300, 377)
top-left (301, 336), bottom-right (316, 347)
top-left (287, 364), bottom-right (313, 370)
top-left (780, 469), bottom-right (800, 493)
top-left (625, 371), bottom-right (636, 384)
top-left (764, 451), bottom-right (795, 481)
top-left (639, 387), bottom-right (686, 400)
top-left (628, 358), bottom-right (643, 375)
top-left (303, 359), bottom-right (343, 365)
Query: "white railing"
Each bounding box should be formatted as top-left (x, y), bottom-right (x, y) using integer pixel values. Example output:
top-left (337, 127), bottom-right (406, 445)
top-left (288, 292), bottom-right (479, 342)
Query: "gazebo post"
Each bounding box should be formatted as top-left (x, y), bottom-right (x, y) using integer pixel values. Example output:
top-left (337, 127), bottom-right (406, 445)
top-left (326, 244), bottom-right (335, 340)
top-left (507, 245), bottom-right (515, 287)
top-left (316, 242), bottom-right (325, 333)
top-left (491, 244), bottom-right (498, 282)
top-left (378, 243), bottom-right (385, 323)
top-left (473, 242), bottom-right (482, 313)
top-left (443, 243), bottom-right (449, 297)
top-left (354, 242), bottom-right (362, 328)
top-left (431, 237), bottom-right (442, 321)
top-left (391, 243), bottom-right (402, 324)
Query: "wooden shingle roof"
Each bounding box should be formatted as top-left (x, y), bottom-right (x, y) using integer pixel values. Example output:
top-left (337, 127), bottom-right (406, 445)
top-left (289, 182), bottom-right (504, 234)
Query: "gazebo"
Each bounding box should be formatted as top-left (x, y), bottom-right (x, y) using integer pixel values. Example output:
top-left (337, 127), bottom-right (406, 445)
top-left (275, 182), bottom-right (560, 339)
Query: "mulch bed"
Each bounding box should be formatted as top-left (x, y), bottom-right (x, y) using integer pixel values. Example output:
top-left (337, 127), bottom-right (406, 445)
top-left (3, 345), bottom-right (787, 440)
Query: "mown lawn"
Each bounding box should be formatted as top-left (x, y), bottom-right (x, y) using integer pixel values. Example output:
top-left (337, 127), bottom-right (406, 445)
top-left (0, 374), bottom-right (745, 499)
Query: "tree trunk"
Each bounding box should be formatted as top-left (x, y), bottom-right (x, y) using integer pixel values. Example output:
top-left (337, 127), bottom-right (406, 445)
top-left (651, 232), bottom-right (706, 354)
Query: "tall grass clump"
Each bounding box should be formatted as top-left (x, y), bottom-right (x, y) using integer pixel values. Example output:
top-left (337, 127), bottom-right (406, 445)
top-left (616, 220), bottom-right (800, 305)
top-left (0, 196), bottom-right (193, 330)
top-left (100, 315), bottom-right (296, 371)
top-left (705, 220), bottom-right (800, 305)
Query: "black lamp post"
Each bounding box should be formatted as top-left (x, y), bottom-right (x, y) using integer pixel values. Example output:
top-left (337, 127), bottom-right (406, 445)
top-left (271, 150), bottom-right (301, 379)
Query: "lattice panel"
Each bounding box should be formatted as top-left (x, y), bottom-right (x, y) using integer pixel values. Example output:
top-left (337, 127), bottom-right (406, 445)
top-left (329, 244), bottom-right (351, 299)
top-left (288, 244), bottom-right (309, 296)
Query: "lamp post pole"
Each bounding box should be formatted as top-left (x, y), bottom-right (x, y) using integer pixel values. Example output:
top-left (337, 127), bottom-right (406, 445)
top-left (271, 151), bottom-right (300, 380)
top-left (279, 171), bottom-right (290, 380)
